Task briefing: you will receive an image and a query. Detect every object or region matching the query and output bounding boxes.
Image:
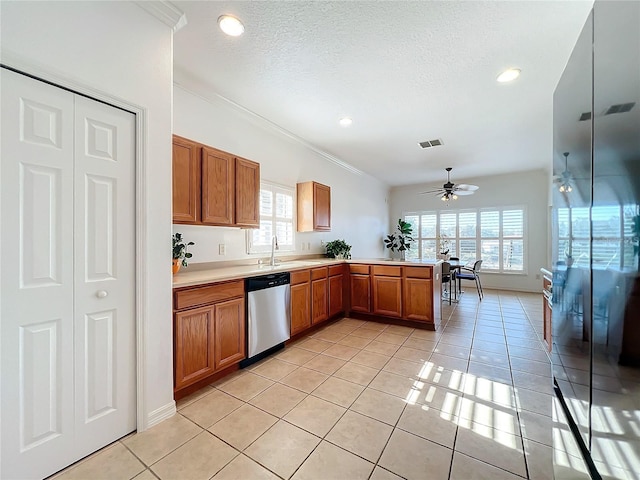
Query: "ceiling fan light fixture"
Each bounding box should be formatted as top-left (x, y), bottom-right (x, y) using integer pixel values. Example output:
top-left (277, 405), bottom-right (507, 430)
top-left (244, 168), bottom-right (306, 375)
top-left (497, 68), bottom-right (521, 83)
top-left (558, 152), bottom-right (573, 193)
top-left (218, 15), bottom-right (245, 36)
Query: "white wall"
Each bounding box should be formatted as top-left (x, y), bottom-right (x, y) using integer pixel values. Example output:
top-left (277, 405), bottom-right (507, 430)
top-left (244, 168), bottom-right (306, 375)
top-left (390, 170), bottom-right (549, 292)
top-left (173, 85), bottom-right (390, 264)
top-left (1, 1), bottom-right (175, 427)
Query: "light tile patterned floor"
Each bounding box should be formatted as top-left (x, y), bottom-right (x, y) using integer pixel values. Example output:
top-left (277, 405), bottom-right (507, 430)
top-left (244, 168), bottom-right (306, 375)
top-left (51, 289), bottom-right (555, 480)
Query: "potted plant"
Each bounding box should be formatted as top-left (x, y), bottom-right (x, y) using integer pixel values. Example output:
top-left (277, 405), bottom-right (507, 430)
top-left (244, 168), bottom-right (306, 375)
top-left (172, 232), bottom-right (194, 274)
top-left (325, 239), bottom-right (352, 259)
top-left (384, 219), bottom-right (414, 260)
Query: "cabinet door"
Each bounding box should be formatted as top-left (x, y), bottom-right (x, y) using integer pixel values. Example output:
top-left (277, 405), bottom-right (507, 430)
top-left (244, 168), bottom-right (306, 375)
top-left (291, 282), bottom-right (311, 335)
top-left (311, 278), bottom-right (328, 324)
top-left (350, 274), bottom-right (371, 313)
top-left (214, 297), bottom-right (246, 370)
top-left (235, 157), bottom-right (260, 227)
top-left (172, 135), bottom-right (200, 224)
top-left (403, 278), bottom-right (432, 322)
top-left (373, 276), bottom-right (402, 318)
top-left (313, 182), bottom-right (331, 231)
top-left (201, 146), bottom-right (234, 225)
top-left (174, 305), bottom-right (215, 390)
top-left (329, 274), bottom-right (344, 317)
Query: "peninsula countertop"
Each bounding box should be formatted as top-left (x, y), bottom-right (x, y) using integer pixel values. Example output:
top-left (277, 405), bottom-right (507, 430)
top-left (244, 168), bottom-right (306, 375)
top-left (172, 257), bottom-right (442, 288)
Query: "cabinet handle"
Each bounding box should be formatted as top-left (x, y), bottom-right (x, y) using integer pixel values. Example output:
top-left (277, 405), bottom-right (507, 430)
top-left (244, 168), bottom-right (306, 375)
top-left (96, 290), bottom-right (108, 298)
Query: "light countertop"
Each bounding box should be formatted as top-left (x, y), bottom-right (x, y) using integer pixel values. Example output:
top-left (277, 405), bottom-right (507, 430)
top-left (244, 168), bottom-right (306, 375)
top-left (173, 257), bottom-right (441, 288)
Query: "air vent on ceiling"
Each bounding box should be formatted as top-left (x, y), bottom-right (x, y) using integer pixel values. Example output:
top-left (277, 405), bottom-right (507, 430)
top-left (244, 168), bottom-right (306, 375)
top-left (419, 138), bottom-right (444, 149)
top-left (604, 102), bottom-right (636, 115)
top-left (579, 112), bottom-right (592, 122)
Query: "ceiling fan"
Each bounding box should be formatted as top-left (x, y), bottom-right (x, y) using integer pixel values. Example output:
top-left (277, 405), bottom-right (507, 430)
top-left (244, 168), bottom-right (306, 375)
top-left (553, 152), bottom-right (573, 193)
top-left (419, 167), bottom-right (479, 201)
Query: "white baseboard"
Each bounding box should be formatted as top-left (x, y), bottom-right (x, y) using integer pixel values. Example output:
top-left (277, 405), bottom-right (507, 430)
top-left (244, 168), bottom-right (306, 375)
top-left (146, 401), bottom-right (177, 429)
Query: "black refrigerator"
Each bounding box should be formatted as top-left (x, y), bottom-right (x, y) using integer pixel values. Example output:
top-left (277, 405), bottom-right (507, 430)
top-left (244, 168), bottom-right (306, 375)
top-left (551, 1), bottom-right (640, 479)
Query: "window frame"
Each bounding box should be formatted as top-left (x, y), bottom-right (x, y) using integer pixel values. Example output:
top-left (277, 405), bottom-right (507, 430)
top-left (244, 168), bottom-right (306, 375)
top-left (404, 205), bottom-right (527, 274)
top-left (246, 181), bottom-right (296, 254)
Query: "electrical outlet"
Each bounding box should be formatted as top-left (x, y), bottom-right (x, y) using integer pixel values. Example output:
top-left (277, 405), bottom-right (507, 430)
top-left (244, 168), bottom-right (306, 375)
top-left (219, 243), bottom-right (226, 255)
top-left (320, 240), bottom-right (325, 247)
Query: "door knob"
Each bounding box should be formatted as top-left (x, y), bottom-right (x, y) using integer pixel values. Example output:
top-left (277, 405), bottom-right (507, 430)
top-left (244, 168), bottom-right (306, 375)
top-left (96, 290), bottom-right (108, 298)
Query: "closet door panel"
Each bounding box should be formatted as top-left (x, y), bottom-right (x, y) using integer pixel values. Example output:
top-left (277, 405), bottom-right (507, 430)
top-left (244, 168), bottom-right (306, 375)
top-left (1, 67), bottom-right (76, 480)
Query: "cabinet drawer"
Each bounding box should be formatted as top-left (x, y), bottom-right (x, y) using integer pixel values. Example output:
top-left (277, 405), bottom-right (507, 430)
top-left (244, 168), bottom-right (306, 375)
top-left (404, 266), bottom-right (432, 279)
top-left (291, 269), bottom-right (310, 285)
top-left (328, 265), bottom-right (343, 277)
top-left (175, 280), bottom-right (244, 310)
top-left (372, 265), bottom-right (402, 277)
top-left (311, 267), bottom-right (328, 280)
top-left (350, 264), bottom-right (370, 275)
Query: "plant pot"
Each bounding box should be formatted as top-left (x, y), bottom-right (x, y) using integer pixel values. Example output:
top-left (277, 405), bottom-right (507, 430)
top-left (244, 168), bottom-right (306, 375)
top-left (172, 259), bottom-right (181, 275)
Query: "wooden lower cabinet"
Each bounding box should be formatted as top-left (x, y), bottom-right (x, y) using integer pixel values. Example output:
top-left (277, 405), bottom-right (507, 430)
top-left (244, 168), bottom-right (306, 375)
top-left (329, 273), bottom-right (344, 317)
top-left (173, 280), bottom-right (246, 395)
top-left (350, 274), bottom-right (371, 313)
top-left (174, 305), bottom-right (215, 390)
top-left (403, 277), bottom-right (433, 322)
top-left (311, 278), bottom-right (328, 324)
top-left (214, 297), bottom-right (245, 370)
top-left (372, 276), bottom-right (402, 318)
top-left (291, 282), bottom-right (311, 335)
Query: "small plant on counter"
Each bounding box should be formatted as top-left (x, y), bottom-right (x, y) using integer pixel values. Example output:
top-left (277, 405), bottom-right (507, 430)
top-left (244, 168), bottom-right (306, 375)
top-left (325, 239), bottom-right (352, 259)
top-left (384, 218), bottom-right (414, 254)
top-left (173, 232), bottom-right (194, 267)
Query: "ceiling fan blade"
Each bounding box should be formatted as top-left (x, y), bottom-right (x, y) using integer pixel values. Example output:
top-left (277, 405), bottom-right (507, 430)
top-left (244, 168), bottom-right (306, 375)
top-left (453, 190), bottom-right (475, 196)
top-left (418, 188), bottom-right (445, 195)
top-left (454, 184), bottom-right (479, 192)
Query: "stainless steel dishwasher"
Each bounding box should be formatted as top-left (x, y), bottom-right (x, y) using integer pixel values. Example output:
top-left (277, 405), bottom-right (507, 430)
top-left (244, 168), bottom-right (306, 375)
top-left (241, 272), bottom-right (291, 367)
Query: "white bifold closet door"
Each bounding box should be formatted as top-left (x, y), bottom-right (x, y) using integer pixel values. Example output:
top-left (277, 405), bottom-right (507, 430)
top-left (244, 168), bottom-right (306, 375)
top-left (1, 68), bottom-right (136, 480)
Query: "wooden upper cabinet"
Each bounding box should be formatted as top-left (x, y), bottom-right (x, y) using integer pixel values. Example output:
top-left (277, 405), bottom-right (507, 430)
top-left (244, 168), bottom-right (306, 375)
top-left (172, 135), bottom-right (261, 228)
top-left (297, 181), bottom-right (331, 232)
top-left (201, 146), bottom-right (234, 225)
top-left (372, 276), bottom-right (402, 318)
top-left (235, 157), bottom-right (260, 228)
top-left (172, 135), bottom-right (200, 224)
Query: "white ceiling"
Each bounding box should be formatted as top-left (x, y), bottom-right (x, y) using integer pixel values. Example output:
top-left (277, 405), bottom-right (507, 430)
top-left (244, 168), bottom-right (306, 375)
top-left (172, 0), bottom-right (594, 187)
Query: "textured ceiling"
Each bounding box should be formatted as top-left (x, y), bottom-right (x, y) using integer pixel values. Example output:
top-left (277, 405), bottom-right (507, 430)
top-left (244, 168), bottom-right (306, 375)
top-left (173, 0), bottom-right (594, 187)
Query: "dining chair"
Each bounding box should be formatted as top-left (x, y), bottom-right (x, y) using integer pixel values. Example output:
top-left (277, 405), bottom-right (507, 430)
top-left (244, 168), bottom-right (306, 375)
top-left (456, 259), bottom-right (483, 300)
top-left (441, 261), bottom-right (456, 305)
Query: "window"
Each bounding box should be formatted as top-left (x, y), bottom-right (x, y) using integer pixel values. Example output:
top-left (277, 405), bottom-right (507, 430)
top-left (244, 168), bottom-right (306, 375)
top-left (247, 182), bottom-right (295, 254)
top-left (405, 206), bottom-right (526, 273)
top-left (557, 204), bottom-right (638, 269)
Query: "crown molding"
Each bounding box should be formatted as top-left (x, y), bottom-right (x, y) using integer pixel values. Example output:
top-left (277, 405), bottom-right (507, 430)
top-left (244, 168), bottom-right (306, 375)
top-left (135, 1), bottom-right (187, 32)
top-left (173, 72), bottom-right (366, 178)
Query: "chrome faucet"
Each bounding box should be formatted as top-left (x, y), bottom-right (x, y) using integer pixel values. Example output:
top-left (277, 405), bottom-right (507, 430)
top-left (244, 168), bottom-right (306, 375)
top-left (269, 235), bottom-right (279, 266)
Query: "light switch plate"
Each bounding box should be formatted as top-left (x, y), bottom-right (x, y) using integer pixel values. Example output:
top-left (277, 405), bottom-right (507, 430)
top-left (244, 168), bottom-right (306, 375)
top-left (219, 244), bottom-right (226, 255)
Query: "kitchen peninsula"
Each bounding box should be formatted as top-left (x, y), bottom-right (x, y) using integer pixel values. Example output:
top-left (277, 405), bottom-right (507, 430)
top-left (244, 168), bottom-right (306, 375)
top-left (172, 258), bottom-right (442, 398)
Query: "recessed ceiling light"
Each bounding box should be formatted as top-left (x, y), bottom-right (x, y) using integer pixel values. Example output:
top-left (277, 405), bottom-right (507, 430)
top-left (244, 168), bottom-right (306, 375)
top-left (497, 68), bottom-right (521, 83)
top-left (339, 117), bottom-right (353, 127)
top-left (218, 15), bottom-right (244, 37)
